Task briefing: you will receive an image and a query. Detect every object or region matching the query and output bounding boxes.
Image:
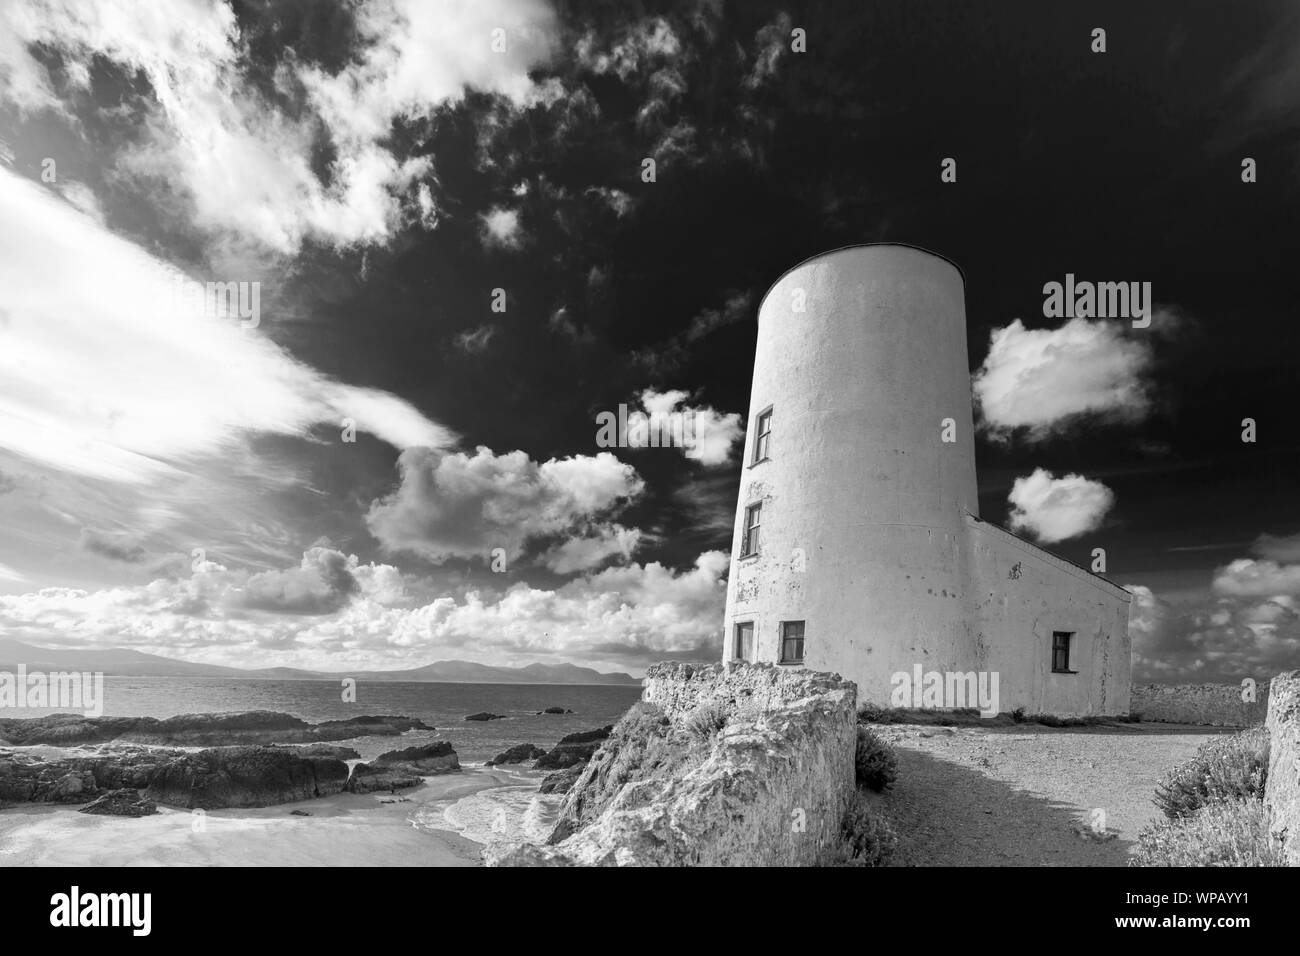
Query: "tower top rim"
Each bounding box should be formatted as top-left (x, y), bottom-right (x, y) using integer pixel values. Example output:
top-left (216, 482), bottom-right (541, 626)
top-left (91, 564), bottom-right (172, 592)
top-left (756, 242), bottom-right (966, 319)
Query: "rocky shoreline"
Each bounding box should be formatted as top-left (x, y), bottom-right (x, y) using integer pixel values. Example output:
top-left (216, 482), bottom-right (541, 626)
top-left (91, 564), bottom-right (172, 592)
top-left (0, 710), bottom-right (619, 820)
top-left (0, 711), bottom-right (431, 747)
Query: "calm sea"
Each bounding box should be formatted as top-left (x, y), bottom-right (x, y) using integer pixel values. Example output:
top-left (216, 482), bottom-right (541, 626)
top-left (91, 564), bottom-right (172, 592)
top-left (7, 677), bottom-right (644, 765)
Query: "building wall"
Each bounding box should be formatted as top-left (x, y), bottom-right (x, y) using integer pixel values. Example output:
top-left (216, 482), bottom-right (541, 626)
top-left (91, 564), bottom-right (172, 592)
top-left (722, 243), bottom-right (1132, 717)
top-left (966, 517), bottom-right (1131, 716)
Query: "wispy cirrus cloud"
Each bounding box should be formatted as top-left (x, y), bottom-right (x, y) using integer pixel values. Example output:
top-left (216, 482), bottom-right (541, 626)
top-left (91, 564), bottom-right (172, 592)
top-left (0, 168), bottom-right (454, 484)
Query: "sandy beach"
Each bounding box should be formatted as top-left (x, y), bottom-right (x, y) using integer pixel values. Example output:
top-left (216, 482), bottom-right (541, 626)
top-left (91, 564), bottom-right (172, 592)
top-left (0, 769), bottom-right (524, 867)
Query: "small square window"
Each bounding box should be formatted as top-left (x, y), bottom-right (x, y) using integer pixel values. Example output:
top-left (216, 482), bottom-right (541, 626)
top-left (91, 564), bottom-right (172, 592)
top-left (733, 622), bottom-right (754, 661)
top-left (740, 502), bottom-right (762, 557)
top-left (1052, 631), bottom-right (1074, 673)
top-left (752, 408), bottom-right (772, 463)
top-left (780, 620), bottom-right (805, 664)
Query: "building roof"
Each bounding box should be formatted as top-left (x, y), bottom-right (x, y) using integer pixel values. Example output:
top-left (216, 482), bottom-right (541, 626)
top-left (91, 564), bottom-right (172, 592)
top-left (756, 241), bottom-right (966, 317)
top-left (965, 512), bottom-right (1133, 602)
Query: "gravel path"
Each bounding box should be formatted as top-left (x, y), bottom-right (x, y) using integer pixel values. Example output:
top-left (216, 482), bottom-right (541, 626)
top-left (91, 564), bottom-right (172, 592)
top-left (866, 722), bottom-right (1231, 866)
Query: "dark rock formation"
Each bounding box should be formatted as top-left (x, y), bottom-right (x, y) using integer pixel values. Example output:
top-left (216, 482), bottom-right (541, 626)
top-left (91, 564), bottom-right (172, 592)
top-left (345, 741), bottom-right (459, 792)
top-left (290, 809), bottom-right (312, 816)
top-left (538, 764), bottom-right (585, 795)
top-left (538, 707), bottom-right (574, 715)
top-left (374, 741), bottom-right (459, 772)
top-left (486, 743), bottom-right (546, 766)
top-left (78, 789), bottom-right (157, 817)
top-left (143, 746), bottom-right (349, 809)
top-left (2, 743), bottom-right (351, 810)
top-left (464, 712), bottom-right (507, 721)
top-left (534, 726), bottom-right (613, 770)
top-left (278, 744), bottom-right (361, 760)
top-left (0, 711), bottom-right (432, 747)
top-left (345, 765), bottom-right (424, 793)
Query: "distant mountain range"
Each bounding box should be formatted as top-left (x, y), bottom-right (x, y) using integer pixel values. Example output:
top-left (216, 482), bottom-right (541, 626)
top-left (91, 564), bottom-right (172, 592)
top-left (0, 639), bottom-right (641, 685)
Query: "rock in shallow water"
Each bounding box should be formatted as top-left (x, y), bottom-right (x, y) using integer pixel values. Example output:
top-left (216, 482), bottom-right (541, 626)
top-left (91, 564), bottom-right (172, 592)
top-left (464, 712), bottom-right (507, 722)
top-left (345, 741), bottom-right (460, 792)
top-left (486, 744), bottom-right (547, 766)
top-left (534, 726), bottom-right (613, 770)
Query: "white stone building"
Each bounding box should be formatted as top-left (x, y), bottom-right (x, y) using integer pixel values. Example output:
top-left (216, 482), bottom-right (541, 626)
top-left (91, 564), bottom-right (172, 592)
top-left (723, 243), bottom-right (1132, 717)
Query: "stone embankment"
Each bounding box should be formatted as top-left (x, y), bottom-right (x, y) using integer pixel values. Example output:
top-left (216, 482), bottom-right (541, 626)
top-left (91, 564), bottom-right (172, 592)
top-left (1131, 683), bottom-right (1268, 727)
top-left (1264, 672), bottom-right (1300, 864)
top-left (487, 662), bottom-right (857, 866)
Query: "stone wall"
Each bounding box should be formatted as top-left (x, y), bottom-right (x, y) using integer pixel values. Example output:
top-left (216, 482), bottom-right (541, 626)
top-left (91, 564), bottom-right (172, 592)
top-left (1131, 682), bottom-right (1269, 727)
top-left (485, 661), bottom-right (858, 867)
top-left (1264, 671), bottom-right (1300, 865)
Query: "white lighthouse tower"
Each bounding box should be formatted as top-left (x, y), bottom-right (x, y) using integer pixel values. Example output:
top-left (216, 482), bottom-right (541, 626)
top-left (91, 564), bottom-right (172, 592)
top-left (723, 243), bottom-right (1132, 717)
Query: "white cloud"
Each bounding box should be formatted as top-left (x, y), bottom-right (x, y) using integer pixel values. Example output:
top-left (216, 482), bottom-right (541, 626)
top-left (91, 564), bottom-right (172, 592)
top-left (478, 206), bottom-right (524, 250)
top-left (0, 168), bottom-right (453, 483)
top-left (1251, 532), bottom-right (1300, 564)
top-left (0, 549), bottom-right (728, 670)
top-left (973, 317), bottom-right (1153, 441)
top-left (365, 446), bottom-right (645, 564)
top-left (1125, 578), bottom-right (1300, 683)
top-left (539, 525), bottom-right (642, 574)
top-left (576, 17), bottom-right (682, 80)
top-left (635, 389), bottom-right (742, 466)
top-left (1212, 558), bottom-right (1300, 599)
top-left (745, 12), bottom-right (792, 89)
top-left (0, 0), bottom-right (561, 253)
top-left (1006, 468), bottom-right (1115, 544)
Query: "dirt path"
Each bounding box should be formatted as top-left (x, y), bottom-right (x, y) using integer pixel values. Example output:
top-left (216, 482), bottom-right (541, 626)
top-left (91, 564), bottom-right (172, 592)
top-left (866, 722), bottom-right (1229, 866)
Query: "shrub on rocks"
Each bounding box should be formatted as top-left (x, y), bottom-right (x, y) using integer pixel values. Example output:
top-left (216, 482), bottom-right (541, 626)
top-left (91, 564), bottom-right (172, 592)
top-left (1132, 799), bottom-right (1285, 867)
top-left (838, 791), bottom-right (897, 866)
top-left (1153, 727), bottom-right (1268, 820)
top-left (855, 727), bottom-right (897, 792)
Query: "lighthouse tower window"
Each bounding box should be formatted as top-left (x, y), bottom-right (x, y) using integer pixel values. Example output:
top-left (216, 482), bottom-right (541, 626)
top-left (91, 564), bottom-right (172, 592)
top-left (740, 502), bottom-right (762, 557)
top-left (733, 622), bottom-right (754, 662)
top-left (752, 407), bottom-right (773, 464)
top-left (779, 621), bottom-right (805, 664)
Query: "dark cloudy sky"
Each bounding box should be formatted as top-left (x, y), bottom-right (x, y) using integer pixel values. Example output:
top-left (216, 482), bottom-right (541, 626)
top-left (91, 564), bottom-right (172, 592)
top-left (0, 0), bottom-right (1296, 681)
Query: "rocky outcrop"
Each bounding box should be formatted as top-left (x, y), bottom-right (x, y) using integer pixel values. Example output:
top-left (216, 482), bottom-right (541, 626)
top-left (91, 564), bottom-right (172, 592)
top-left (1, 743), bottom-right (351, 809)
top-left (373, 742), bottom-right (459, 773)
top-left (487, 662), bottom-right (858, 867)
top-left (538, 764), bottom-right (585, 795)
top-left (0, 711), bottom-right (432, 747)
top-left (345, 741), bottom-right (459, 792)
top-left (0, 746), bottom-right (178, 804)
top-left (1132, 683), bottom-right (1269, 727)
top-left (464, 712), bottom-right (507, 722)
top-left (79, 789), bottom-right (157, 817)
top-left (534, 727), bottom-right (613, 770)
top-left (345, 765), bottom-right (424, 793)
top-left (486, 744), bottom-right (547, 766)
top-left (1264, 671), bottom-right (1300, 864)
top-left (547, 703), bottom-right (674, 842)
top-left (538, 707), bottom-right (574, 715)
top-left (143, 746), bottom-right (350, 809)
top-left (278, 744), bottom-right (362, 760)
